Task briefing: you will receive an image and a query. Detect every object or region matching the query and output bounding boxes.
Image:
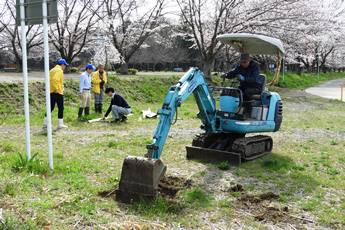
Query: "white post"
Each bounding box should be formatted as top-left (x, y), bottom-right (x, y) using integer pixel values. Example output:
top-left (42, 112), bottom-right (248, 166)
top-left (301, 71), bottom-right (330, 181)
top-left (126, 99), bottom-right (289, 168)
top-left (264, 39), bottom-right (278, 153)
top-left (42, 0), bottom-right (53, 170)
top-left (341, 83), bottom-right (344, 102)
top-left (20, 0), bottom-right (31, 160)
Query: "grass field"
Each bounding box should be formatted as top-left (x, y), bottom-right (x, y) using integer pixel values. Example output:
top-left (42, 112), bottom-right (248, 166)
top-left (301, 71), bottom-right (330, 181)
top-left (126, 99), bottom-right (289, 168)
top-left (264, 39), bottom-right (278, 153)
top-left (273, 72), bottom-right (345, 89)
top-left (0, 72), bottom-right (344, 229)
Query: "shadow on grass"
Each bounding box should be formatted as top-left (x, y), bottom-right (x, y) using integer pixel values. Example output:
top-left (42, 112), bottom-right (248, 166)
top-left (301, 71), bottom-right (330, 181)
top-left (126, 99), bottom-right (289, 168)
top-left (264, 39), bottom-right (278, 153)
top-left (190, 153), bottom-right (319, 200)
top-left (234, 153), bottom-right (319, 196)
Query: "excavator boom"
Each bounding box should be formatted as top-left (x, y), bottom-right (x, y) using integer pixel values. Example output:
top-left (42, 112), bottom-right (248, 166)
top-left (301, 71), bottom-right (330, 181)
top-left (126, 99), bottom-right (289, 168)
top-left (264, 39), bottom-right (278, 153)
top-left (116, 68), bottom-right (217, 202)
top-left (147, 68), bottom-right (217, 159)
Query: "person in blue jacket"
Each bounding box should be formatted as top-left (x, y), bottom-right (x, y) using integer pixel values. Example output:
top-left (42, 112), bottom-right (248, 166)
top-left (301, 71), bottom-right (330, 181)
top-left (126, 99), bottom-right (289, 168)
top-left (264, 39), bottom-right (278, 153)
top-left (222, 53), bottom-right (264, 100)
top-left (103, 87), bottom-right (131, 122)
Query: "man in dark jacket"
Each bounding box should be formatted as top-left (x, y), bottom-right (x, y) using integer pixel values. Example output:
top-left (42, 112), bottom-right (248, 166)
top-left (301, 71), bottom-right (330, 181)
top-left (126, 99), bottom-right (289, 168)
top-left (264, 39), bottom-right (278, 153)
top-left (222, 53), bottom-right (264, 100)
top-left (103, 87), bottom-right (131, 122)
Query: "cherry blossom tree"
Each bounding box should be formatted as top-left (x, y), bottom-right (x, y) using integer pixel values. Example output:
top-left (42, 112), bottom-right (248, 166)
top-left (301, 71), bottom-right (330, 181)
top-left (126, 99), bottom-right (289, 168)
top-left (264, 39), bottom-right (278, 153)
top-left (49, 0), bottom-right (103, 66)
top-left (102, 0), bottom-right (166, 74)
top-left (266, 0), bottom-right (345, 71)
top-left (176, 0), bottom-right (302, 79)
top-left (0, 0), bottom-right (43, 70)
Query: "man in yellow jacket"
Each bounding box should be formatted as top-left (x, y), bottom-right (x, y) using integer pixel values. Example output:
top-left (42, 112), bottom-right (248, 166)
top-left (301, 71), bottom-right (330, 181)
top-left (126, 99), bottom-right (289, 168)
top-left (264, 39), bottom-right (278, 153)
top-left (92, 64), bottom-right (107, 113)
top-left (42, 58), bottom-right (68, 129)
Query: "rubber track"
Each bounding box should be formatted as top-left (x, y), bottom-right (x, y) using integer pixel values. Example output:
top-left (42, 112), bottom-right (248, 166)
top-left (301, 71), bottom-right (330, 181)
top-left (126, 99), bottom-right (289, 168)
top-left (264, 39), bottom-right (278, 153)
top-left (191, 133), bottom-right (272, 161)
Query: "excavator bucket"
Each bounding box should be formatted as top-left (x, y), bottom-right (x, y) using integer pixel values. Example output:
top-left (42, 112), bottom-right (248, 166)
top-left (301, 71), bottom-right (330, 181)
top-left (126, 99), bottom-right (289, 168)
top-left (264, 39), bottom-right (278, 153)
top-left (115, 156), bottom-right (166, 203)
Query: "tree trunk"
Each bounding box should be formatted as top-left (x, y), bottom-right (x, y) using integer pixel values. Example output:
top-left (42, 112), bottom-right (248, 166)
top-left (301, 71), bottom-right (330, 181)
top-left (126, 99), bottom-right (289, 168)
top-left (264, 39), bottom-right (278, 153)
top-left (201, 59), bottom-right (214, 80)
top-left (65, 56), bottom-right (73, 68)
top-left (120, 62), bottom-right (129, 75)
top-left (105, 48), bottom-right (109, 70)
top-left (15, 57), bottom-right (22, 72)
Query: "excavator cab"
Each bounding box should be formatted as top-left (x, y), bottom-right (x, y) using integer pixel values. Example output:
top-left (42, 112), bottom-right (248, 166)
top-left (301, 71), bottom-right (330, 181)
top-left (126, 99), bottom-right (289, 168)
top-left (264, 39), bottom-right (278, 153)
top-left (116, 33), bottom-right (285, 203)
top-left (218, 74), bottom-right (268, 120)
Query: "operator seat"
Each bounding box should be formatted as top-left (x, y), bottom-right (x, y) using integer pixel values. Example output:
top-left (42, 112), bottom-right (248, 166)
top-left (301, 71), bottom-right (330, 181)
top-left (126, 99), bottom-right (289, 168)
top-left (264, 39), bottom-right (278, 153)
top-left (241, 74), bottom-right (266, 101)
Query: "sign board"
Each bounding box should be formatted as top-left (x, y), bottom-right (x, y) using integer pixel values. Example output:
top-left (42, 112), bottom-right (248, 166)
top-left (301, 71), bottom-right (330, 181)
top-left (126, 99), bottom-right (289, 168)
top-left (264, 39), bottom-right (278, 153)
top-left (16, 0), bottom-right (58, 26)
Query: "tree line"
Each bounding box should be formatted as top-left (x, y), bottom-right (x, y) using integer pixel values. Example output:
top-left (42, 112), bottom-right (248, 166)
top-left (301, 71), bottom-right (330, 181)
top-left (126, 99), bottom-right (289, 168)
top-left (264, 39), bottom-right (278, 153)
top-left (0, 0), bottom-right (344, 79)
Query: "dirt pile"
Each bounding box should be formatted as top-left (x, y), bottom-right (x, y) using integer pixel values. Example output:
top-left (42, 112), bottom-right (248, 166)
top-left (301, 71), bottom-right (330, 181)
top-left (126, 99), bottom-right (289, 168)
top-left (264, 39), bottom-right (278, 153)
top-left (228, 183), bottom-right (244, 192)
top-left (239, 191), bottom-right (279, 204)
top-left (233, 187), bottom-right (310, 226)
top-left (158, 175), bottom-right (192, 198)
top-left (237, 192), bottom-right (288, 222)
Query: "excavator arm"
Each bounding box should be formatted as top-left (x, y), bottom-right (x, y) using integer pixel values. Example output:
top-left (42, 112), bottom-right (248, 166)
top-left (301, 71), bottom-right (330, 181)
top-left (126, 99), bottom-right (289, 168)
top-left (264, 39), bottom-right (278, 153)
top-left (115, 68), bottom-right (217, 202)
top-left (147, 68), bottom-right (217, 159)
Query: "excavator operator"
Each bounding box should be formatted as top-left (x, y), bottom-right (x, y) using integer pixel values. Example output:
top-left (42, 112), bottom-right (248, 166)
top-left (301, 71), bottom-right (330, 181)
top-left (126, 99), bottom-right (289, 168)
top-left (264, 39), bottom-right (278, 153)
top-left (222, 53), bottom-right (264, 100)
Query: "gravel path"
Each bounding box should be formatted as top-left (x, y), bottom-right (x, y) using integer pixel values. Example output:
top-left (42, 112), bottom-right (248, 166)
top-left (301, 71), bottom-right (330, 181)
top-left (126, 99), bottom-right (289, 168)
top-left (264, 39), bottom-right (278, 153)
top-left (305, 78), bottom-right (345, 101)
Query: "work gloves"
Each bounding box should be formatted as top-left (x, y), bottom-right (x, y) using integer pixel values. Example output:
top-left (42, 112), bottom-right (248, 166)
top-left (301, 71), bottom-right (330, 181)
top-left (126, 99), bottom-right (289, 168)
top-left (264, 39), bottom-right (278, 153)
top-left (221, 72), bottom-right (228, 78)
top-left (237, 75), bottom-right (245, 81)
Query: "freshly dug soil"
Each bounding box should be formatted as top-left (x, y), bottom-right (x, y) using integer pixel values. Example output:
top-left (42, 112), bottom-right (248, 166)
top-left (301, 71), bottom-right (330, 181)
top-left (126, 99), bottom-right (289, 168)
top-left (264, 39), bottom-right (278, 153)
top-left (235, 190), bottom-right (304, 225)
top-left (98, 175), bottom-right (192, 200)
top-left (158, 175), bottom-right (192, 198)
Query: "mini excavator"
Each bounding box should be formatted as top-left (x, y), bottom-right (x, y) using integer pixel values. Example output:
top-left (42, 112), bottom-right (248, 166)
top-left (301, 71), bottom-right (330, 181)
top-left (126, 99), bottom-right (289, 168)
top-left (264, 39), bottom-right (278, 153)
top-left (115, 33), bottom-right (284, 202)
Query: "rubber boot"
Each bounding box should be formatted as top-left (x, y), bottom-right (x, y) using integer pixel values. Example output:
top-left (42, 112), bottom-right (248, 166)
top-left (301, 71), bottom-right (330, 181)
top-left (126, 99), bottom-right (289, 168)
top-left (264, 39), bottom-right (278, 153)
top-left (78, 107), bottom-right (84, 120)
top-left (95, 103), bottom-right (98, 113)
top-left (58, 119), bottom-right (68, 129)
top-left (99, 103), bottom-right (102, 113)
top-left (85, 107), bottom-right (90, 116)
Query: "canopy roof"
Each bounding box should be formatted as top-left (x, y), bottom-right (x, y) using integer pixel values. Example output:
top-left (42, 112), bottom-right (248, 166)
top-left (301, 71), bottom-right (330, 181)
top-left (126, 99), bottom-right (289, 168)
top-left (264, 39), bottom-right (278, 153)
top-left (217, 33), bottom-right (285, 56)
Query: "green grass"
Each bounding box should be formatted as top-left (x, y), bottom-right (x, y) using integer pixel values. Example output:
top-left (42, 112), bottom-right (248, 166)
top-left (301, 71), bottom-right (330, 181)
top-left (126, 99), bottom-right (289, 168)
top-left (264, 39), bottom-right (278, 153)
top-left (0, 73), bottom-right (181, 123)
top-left (11, 152), bottom-right (48, 175)
top-left (182, 187), bottom-right (212, 207)
top-left (0, 72), bottom-right (344, 229)
top-left (129, 197), bottom-right (185, 219)
top-left (217, 161), bottom-right (230, 170)
top-left (0, 215), bottom-right (38, 230)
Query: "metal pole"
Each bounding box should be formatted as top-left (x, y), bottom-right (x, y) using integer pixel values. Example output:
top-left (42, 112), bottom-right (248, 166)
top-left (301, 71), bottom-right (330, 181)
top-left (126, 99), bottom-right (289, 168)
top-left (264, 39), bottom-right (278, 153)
top-left (20, 0), bottom-right (31, 160)
top-left (317, 54), bottom-right (320, 79)
top-left (42, 0), bottom-right (53, 170)
top-left (282, 57), bottom-right (285, 81)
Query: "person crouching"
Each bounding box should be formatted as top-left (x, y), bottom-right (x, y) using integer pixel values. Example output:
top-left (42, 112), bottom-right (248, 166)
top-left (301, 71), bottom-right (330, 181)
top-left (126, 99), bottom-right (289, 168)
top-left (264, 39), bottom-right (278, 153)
top-left (78, 64), bottom-right (95, 119)
top-left (103, 87), bottom-right (131, 122)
